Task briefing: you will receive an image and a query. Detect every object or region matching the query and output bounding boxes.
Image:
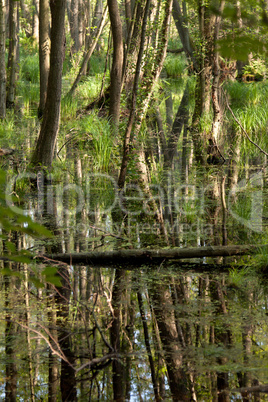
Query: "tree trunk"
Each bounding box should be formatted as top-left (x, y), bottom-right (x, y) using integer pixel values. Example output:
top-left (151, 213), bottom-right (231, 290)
top-left (32, 0), bottom-right (39, 42)
top-left (69, 0), bottom-right (83, 53)
top-left (110, 269), bottom-right (126, 401)
top-left (107, 0), bottom-right (124, 129)
top-left (118, 0), bottom-right (172, 188)
top-left (5, 272), bottom-right (18, 402)
top-left (41, 244), bottom-right (268, 265)
top-left (67, 5), bottom-right (108, 97)
top-left (31, 0), bottom-right (66, 170)
top-left (211, 1), bottom-right (225, 141)
top-left (118, 0), bottom-right (151, 189)
top-left (149, 279), bottom-right (190, 401)
top-left (137, 288), bottom-right (161, 401)
top-left (0, 0), bottom-right (6, 118)
top-left (6, 0), bottom-right (18, 109)
top-left (172, 0), bottom-right (198, 70)
top-left (38, 0), bottom-right (50, 118)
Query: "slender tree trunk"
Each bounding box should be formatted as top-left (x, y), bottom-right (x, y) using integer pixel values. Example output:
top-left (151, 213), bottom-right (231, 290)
top-left (31, 0), bottom-right (66, 169)
top-left (32, 0), bottom-right (39, 41)
top-left (107, 0), bottom-right (124, 129)
top-left (0, 0), bottom-right (6, 118)
top-left (5, 273), bottom-right (18, 402)
top-left (69, 0), bottom-right (83, 53)
top-left (23, 262), bottom-right (35, 402)
top-left (67, 6), bottom-right (108, 97)
top-left (110, 269), bottom-right (126, 401)
top-left (172, 0), bottom-right (198, 70)
top-left (123, 0), bottom-right (146, 96)
top-left (118, 0), bottom-right (172, 188)
top-left (47, 294), bottom-right (59, 402)
top-left (137, 289), bottom-right (161, 401)
top-left (6, 0), bottom-right (18, 109)
top-left (164, 81), bottom-right (190, 169)
top-left (118, 0), bottom-right (151, 189)
top-left (38, 0), bottom-right (50, 118)
top-left (211, 1), bottom-right (225, 141)
top-left (210, 278), bottom-right (232, 402)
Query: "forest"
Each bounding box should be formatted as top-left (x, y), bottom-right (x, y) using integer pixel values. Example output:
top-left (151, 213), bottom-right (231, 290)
top-left (1, 0), bottom-right (268, 400)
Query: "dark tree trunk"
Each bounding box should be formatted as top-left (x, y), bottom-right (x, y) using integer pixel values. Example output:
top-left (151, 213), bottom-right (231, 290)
top-left (31, 0), bottom-right (66, 170)
top-left (110, 269), bottom-right (126, 401)
top-left (107, 0), bottom-right (124, 129)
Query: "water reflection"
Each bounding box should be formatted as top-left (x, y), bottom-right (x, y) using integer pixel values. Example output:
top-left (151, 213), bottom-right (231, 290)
top-left (1, 165), bottom-right (268, 400)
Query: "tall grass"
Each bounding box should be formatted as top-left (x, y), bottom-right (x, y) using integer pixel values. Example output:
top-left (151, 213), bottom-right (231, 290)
top-left (225, 81), bottom-right (268, 161)
top-left (79, 113), bottom-right (117, 173)
top-left (164, 54), bottom-right (187, 78)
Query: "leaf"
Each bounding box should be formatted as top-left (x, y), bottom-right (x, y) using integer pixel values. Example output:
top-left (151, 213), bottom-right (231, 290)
top-left (16, 216), bottom-right (53, 237)
top-left (0, 268), bottom-right (23, 279)
top-left (41, 266), bottom-right (62, 287)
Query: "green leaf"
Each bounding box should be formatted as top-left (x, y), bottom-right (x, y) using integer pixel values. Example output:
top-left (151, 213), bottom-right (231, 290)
top-left (0, 268), bottom-right (23, 279)
top-left (41, 266), bottom-right (62, 287)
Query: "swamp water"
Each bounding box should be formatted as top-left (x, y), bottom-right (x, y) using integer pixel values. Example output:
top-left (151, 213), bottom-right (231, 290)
top-left (1, 165), bottom-right (268, 401)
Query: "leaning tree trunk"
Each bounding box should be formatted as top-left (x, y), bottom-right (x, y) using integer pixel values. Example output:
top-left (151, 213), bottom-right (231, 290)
top-left (31, 0), bottom-right (66, 170)
top-left (67, 5), bottom-right (108, 97)
top-left (38, 0), bottom-right (50, 118)
top-left (0, 0), bottom-right (6, 118)
top-left (118, 0), bottom-right (172, 188)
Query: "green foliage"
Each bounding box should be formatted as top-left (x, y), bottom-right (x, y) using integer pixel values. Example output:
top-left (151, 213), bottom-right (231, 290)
top-left (20, 54), bottom-right (39, 84)
top-left (243, 58), bottom-right (267, 79)
top-left (19, 33), bottom-right (38, 56)
top-left (164, 54), bottom-right (187, 78)
top-left (217, 35), bottom-right (267, 61)
top-left (225, 81), bottom-right (268, 160)
top-left (79, 113), bottom-right (117, 173)
top-left (41, 266), bottom-right (62, 287)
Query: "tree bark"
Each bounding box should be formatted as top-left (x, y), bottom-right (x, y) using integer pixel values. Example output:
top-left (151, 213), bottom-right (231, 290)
top-left (107, 0), bottom-right (124, 129)
top-left (38, 0), bottom-right (50, 118)
top-left (110, 269), bottom-right (126, 401)
top-left (6, 0), bottom-right (18, 109)
top-left (149, 280), bottom-right (190, 401)
top-left (172, 0), bottom-right (198, 70)
top-left (31, 0), bottom-right (66, 170)
top-left (0, 0), bottom-right (6, 118)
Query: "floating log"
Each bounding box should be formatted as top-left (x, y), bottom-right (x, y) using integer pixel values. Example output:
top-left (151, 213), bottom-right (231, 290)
top-left (43, 244), bottom-right (268, 266)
